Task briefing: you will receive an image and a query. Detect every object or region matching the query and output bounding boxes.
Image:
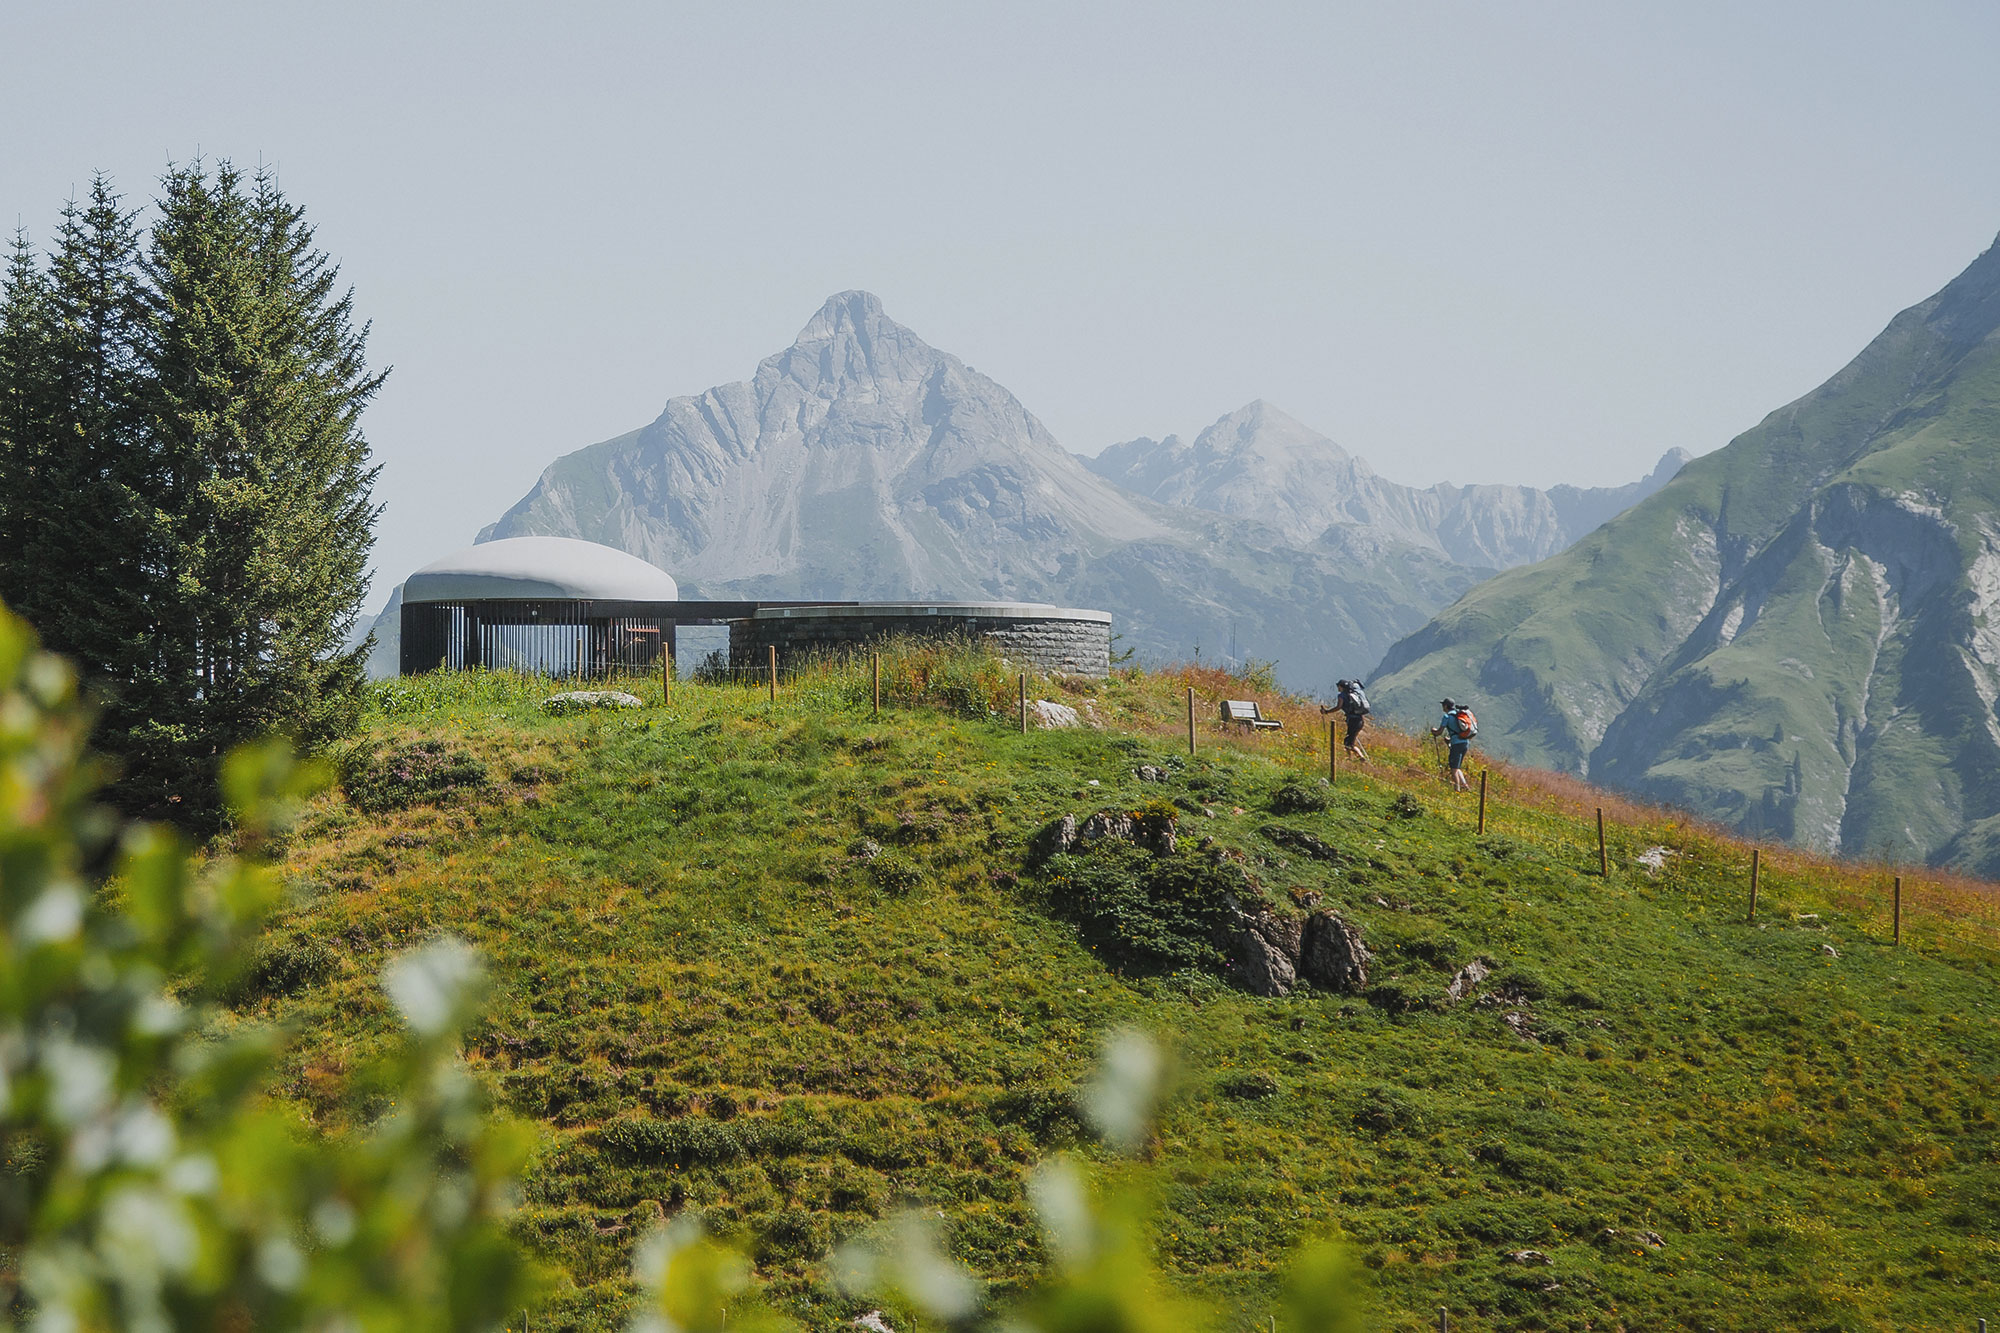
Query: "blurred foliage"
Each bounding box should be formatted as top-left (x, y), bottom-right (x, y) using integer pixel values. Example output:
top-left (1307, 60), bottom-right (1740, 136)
top-left (0, 603), bottom-right (544, 1328)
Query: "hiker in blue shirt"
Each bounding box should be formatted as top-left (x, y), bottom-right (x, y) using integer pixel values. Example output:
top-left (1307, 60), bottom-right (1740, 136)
top-left (1431, 697), bottom-right (1476, 792)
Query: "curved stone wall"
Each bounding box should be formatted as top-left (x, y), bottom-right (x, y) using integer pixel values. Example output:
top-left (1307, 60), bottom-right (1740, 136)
top-left (729, 602), bottom-right (1113, 677)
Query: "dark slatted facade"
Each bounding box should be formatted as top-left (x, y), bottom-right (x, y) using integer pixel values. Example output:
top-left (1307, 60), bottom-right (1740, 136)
top-left (398, 599), bottom-right (853, 679)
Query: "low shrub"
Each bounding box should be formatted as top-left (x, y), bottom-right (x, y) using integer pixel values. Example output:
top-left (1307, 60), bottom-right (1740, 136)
top-left (869, 852), bottom-right (923, 895)
top-left (1367, 976), bottom-right (1439, 1015)
top-left (1220, 1071), bottom-right (1281, 1101)
top-left (690, 649), bottom-right (732, 684)
top-left (599, 1116), bottom-right (745, 1166)
top-left (991, 1086), bottom-right (1088, 1144)
top-left (1491, 967), bottom-right (1549, 1001)
top-left (233, 936), bottom-right (336, 1001)
top-left (1043, 844), bottom-right (1253, 975)
top-left (1269, 774), bottom-right (1331, 814)
top-left (1353, 1082), bottom-right (1422, 1134)
top-left (341, 740), bottom-right (490, 814)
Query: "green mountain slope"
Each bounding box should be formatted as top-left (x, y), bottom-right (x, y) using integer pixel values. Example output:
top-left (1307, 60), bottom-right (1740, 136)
top-left (250, 659), bottom-right (2000, 1331)
top-left (1371, 235), bottom-right (2000, 876)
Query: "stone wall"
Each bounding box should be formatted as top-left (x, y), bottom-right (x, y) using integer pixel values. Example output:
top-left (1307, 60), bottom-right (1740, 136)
top-left (728, 603), bottom-right (1112, 677)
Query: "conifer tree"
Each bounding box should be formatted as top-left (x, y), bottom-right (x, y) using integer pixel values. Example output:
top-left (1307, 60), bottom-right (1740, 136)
top-left (1, 178), bottom-right (165, 816)
top-left (0, 228), bottom-right (53, 599)
top-left (138, 161), bottom-right (383, 821)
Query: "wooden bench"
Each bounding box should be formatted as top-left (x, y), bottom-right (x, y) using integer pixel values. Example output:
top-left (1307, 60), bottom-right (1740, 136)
top-left (1220, 699), bottom-right (1283, 731)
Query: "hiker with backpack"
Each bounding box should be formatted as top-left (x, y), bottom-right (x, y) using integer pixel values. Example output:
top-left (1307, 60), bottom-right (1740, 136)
top-left (1431, 697), bottom-right (1477, 791)
top-left (1321, 679), bottom-right (1371, 762)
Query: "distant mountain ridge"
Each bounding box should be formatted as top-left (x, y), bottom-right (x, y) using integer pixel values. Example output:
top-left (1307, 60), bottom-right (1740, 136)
top-left (462, 292), bottom-right (1674, 695)
top-left (1085, 401), bottom-right (1688, 569)
top-left (1370, 234), bottom-right (2000, 879)
top-left (476, 293), bottom-right (1499, 687)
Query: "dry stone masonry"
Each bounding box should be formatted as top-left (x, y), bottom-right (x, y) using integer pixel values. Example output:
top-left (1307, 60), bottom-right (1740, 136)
top-left (730, 602), bottom-right (1112, 677)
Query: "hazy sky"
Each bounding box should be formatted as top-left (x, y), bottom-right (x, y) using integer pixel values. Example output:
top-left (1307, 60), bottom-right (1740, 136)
top-left (8, 2), bottom-right (2000, 602)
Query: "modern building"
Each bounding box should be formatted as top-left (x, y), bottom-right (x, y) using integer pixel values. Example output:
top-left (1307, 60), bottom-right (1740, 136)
top-left (398, 537), bottom-right (1113, 678)
top-left (399, 537), bottom-right (686, 677)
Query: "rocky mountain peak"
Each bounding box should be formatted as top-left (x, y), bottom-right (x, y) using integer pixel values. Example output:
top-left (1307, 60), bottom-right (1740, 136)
top-left (1194, 399), bottom-right (1356, 467)
top-left (771, 290), bottom-right (939, 397)
top-left (792, 289), bottom-right (891, 346)
top-left (1922, 232), bottom-right (2000, 348)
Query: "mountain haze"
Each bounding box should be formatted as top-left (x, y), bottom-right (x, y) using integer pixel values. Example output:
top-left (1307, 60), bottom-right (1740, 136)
top-left (1371, 235), bottom-right (2000, 877)
top-left (1085, 401), bottom-right (1688, 568)
top-left (481, 293), bottom-right (1487, 685)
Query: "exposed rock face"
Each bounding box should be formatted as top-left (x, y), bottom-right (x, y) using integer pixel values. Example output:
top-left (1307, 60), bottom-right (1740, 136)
top-left (1299, 911), bottom-right (1370, 992)
top-left (1030, 815), bottom-right (1078, 862)
top-left (542, 690), bottom-right (642, 713)
top-left (1232, 910), bottom-right (1304, 997)
top-left (1231, 907), bottom-right (1369, 998)
top-left (351, 583), bottom-right (402, 680)
top-left (1085, 400), bottom-right (1688, 569)
top-left (1260, 825), bottom-right (1341, 862)
top-left (1031, 700), bottom-right (1081, 729)
top-left (1078, 809), bottom-right (1176, 856)
top-left (1446, 958), bottom-right (1491, 1003)
top-left (1372, 233), bottom-right (2000, 878)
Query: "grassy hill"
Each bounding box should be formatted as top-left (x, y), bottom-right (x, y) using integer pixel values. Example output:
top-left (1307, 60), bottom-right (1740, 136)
top-left (242, 648), bottom-right (2000, 1332)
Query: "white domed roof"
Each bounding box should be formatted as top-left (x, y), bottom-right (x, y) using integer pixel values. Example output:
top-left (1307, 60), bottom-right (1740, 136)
top-left (403, 537), bottom-right (679, 603)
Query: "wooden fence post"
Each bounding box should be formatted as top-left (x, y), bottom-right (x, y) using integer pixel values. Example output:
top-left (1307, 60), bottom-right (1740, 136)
top-left (1186, 687), bottom-right (1197, 757)
top-left (1019, 673), bottom-right (1028, 735)
top-left (1329, 716), bottom-right (1337, 783)
top-left (1477, 770), bottom-right (1488, 835)
top-left (1893, 875), bottom-right (1902, 946)
top-left (661, 647), bottom-right (671, 706)
top-left (768, 644), bottom-right (777, 702)
top-left (871, 651), bottom-right (880, 718)
top-left (1597, 808), bottom-right (1608, 876)
top-left (1748, 848), bottom-right (1760, 923)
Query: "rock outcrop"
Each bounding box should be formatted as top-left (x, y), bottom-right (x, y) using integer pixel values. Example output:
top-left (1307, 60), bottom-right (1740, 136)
top-left (1231, 906), bottom-right (1370, 998)
top-left (1299, 910), bottom-right (1371, 992)
top-left (1032, 808), bottom-right (1177, 860)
